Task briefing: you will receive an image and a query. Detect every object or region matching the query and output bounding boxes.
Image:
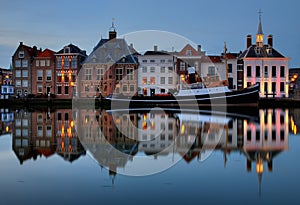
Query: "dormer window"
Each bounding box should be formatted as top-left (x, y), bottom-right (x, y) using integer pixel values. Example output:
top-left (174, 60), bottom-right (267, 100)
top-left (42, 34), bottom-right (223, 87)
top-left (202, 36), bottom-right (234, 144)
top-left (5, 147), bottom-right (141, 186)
top-left (255, 47), bottom-right (261, 55)
top-left (64, 47), bottom-right (70, 53)
top-left (266, 46), bottom-right (272, 55)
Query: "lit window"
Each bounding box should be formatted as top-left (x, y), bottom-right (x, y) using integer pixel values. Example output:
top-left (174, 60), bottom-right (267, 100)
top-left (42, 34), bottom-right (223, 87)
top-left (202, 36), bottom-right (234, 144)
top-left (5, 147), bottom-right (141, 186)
top-left (142, 77), bottom-right (147, 84)
top-left (150, 77), bottom-right (155, 84)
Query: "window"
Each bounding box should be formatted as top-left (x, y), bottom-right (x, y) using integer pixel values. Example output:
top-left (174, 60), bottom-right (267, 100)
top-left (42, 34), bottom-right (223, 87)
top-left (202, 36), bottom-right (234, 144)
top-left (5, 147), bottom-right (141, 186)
top-left (247, 66), bottom-right (251, 77)
top-left (150, 67), bottom-right (155, 73)
top-left (186, 50), bottom-right (192, 56)
top-left (142, 59), bottom-right (147, 63)
top-left (64, 58), bottom-right (69, 68)
top-left (160, 77), bottom-right (165, 84)
top-left (37, 126), bottom-right (43, 137)
top-left (208, 66), bottom-right (215, 76)
top-left (37, 114), bottom-right (43, 123)
top-left (168, 77), bottom-right (173, 84)
top-left (57, 112), bottom-right (62, 121)
top-left (84, 85), bottom-right (89, 92)
top-left (123, 85), bottom-right (128, 92)
top-left (18, 51), bottom-right (24, 58)
top-left (85, 68), bottom-right (92, 80)
top-left (228, 64), bottom-right (232, 73)
top-left (168, 67), bottom-right (173, 73)
top-left (160, 59), bottom-right (165, 63)
top-left (65, 113), bottom-right (69, 121)
top-left (57, 86), bottom-right (62, 94)
top-left (264, 66), bottom-right (268, 77)
top-left (280, 66), bottom-right (285, 77)
top-left (280, 82), bottom-right (285, 92)
top-left (150, 77), bottom-right (155, 84)
top-left (71, 57), bottom-right (77, 68)
top-left (130, 85), bottom-right (135, 92)
top-left (272, 66), bottom-right (276, 77)
top-left (37, 84), bottom-right (43, 93)
top-left (142, 77), bottom-right (147, 84)
top-left (22, 80), bottom-right (28, 87)
top-left (16, 70), bottom-right (21, 78)
top-left (96, 68), bottom-right (104, 80)
top-left (36, 60), bottom-right (40, 67)
top-left (22, 60), bottom-right (28, 67)
top-left (256, 66), bottom-right (260, 77)
top-left (160, 67), bottom-right (165, 73)
top-left (46, 126), bottom-right (52, 137)
top-left (142, 67), bottom-right (147, 73)
top-left (56, 59), bottom-right (62, 68)
top-left (116, 68), bottom-right (123, 81)
top-left (57, 73), bottom-right (62, 82)
top-left (126, 68), bottom-right (134, 80)
top-left (272, 82), bottom-right (276, 92)
top-left (46, 70), bottom-right (52, 81)
top-left (264, 82), bottom-right (268, 93)
top-left (15, 60), bottom-right (21, 68)
top-left (64, 74), bottom-right (69, 83)
top-left (64, 86), bottom-right (69, 95)
top-left (46, 60), bottom-right (50, 67)
top-left (37, 70), bottom-right (43, 81)
top-left (150, 59), bottom-right (155, 63)
top-left (16, 80), bottom-right (21, 87)
top-left (180, 62), bottom-right (185, 71)
top-left (40, 60), bottom-right (45, 67)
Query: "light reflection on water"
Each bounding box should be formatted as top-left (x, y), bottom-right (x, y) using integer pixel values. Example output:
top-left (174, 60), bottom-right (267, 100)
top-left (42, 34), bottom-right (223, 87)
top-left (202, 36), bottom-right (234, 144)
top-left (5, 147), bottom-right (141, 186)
top-left (0, 107), bottom-right (299, 205)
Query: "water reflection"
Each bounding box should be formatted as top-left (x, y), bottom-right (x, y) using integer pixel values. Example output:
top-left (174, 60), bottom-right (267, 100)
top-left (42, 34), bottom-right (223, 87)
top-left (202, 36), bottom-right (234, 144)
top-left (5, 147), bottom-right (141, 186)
top-left (2, 107), bottom-right (297, 183)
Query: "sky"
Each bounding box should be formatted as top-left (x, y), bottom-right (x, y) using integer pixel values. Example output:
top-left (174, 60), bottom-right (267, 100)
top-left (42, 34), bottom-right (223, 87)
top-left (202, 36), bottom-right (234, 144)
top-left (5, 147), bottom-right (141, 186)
top-left (1, 0), bottom-right (300, 68)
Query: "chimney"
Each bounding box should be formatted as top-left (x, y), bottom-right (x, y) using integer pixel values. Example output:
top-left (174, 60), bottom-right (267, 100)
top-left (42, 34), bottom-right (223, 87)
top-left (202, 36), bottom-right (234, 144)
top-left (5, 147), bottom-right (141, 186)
top-left (130, 43), bottom-right (133, 48)
top-left (246, 35), bottom-right (252, 48)
top-left (197, 45), bottom-right (202, 52)
top-left (20, 42), bottom-right (23, 46)
top-left (268, 35), bottom-right (273, 47)
top-left (154, 45), bottom-right (158, 51)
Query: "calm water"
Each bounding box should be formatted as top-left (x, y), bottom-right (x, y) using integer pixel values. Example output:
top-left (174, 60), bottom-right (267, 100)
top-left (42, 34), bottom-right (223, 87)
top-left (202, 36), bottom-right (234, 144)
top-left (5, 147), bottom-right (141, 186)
top-left (0, 107), bottom-right (299, 205)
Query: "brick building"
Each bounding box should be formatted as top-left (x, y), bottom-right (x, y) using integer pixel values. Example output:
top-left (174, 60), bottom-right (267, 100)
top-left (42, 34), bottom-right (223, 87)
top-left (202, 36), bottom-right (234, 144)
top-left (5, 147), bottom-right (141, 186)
top-left (32, 49), bottom-right (56, 97)
top-left (55, 44), bottom-right (87, 99)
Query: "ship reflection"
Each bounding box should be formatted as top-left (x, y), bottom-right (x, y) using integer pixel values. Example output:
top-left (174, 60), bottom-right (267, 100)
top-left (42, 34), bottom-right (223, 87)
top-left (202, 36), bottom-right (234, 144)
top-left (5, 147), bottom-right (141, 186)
top-left (4, 107), bottom-right (294, 186)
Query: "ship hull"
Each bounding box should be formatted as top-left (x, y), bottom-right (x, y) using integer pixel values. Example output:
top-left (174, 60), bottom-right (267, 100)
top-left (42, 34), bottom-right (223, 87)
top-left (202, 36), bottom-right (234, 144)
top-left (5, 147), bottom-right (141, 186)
top-left (104, 84), bottom-right (259, 109)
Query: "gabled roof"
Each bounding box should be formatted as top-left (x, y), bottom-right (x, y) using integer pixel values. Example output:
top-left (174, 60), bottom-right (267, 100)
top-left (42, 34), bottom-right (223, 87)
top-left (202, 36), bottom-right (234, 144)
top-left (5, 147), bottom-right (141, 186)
top-left (176, 44), bottom-right (201, 56)
top-left (37, 49), bottom-right (55, 60)
top-left (84, 38), bottom-right (138, 64)
top-left (56, 43), bottom-right (86, 56)
top-left (202, 55), bottom-right (222, 63)
top-left (239, 44), bottom-right (286, 59)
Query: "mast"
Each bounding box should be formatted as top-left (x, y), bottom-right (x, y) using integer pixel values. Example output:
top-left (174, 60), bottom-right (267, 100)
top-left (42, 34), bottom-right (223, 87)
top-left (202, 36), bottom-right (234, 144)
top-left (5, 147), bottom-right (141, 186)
top-left (224, 42), bottom-right (229, 86)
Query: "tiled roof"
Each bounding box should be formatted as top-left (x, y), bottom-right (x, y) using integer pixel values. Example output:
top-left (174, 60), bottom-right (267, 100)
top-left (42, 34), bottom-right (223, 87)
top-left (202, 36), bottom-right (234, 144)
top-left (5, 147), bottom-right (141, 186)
top-left (143, 50), bottom-right (170, 55)
top-left (84, 38), bottom-right (138, 64)
top-left (37, 49), bottom-right (55, 60)
top-left (239, 44), bottom-right (286, 59)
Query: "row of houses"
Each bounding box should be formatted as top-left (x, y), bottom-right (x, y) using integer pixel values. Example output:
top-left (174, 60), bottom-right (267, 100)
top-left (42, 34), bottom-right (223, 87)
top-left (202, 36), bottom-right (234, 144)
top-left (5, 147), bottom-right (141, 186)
top-left (9, 16), bottom-right (290, 99)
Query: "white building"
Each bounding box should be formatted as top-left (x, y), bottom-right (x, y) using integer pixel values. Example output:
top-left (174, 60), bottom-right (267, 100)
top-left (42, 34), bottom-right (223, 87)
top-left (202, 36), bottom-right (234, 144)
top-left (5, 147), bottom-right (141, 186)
top-left (137, 48), bottom-right (176, 96)
top-left (238, 14), bottom-right (289, 97)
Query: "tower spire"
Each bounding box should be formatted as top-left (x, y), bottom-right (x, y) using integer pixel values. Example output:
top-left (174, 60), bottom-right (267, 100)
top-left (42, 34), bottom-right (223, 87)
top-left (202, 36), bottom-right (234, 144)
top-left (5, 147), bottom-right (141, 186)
top-left (257, 9), bottom-right (263, 35)
top-left (256, 9), bottom-right (264, 47)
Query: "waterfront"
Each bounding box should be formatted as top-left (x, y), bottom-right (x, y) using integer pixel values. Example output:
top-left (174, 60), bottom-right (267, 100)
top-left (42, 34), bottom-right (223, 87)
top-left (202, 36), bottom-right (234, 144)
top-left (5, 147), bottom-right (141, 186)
top-left (0, 107), bottom-right (299, 204)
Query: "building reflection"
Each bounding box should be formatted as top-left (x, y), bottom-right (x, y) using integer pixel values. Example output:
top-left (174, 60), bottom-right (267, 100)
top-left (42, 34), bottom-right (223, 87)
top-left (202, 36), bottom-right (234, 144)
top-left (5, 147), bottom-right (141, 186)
top-left (11, 108), bottom-right (85, 164)
top-left (8, 107), bottom-right (290, 187)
